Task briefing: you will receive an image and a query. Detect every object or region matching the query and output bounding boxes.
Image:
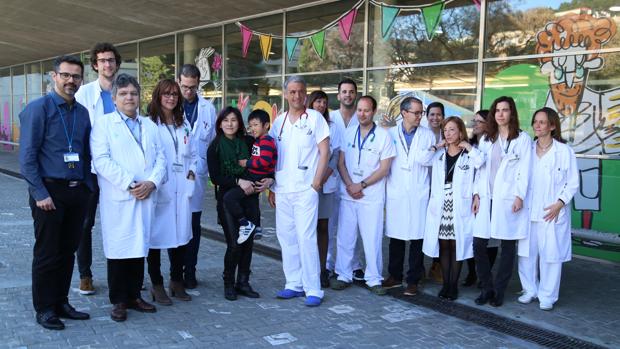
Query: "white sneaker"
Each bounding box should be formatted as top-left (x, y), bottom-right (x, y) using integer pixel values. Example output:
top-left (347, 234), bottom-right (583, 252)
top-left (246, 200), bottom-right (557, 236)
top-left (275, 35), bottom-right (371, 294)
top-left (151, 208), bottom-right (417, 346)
top-left (539, 302), bottom-right (553, 311)
top-left (237, 221), bottom-right (256, 244)
top-left (518, 293), bottom-right (536, 304)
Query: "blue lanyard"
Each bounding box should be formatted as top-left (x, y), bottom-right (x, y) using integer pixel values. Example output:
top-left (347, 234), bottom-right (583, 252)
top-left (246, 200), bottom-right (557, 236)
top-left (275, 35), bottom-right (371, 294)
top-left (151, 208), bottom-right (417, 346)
top-left (52, 98), bottom-right (77, 153)
top-left (117, 111), bottom-right (144, 155)
top-left (354, 123), bottom-right (376, 166)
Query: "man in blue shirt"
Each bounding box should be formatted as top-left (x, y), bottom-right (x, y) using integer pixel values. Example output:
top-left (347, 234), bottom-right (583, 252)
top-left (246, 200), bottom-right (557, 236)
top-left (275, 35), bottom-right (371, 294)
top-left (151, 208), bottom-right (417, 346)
top-left (19, 55), bottom-right (93, 330)
top-left (75, 42), bottom-right (122, 296)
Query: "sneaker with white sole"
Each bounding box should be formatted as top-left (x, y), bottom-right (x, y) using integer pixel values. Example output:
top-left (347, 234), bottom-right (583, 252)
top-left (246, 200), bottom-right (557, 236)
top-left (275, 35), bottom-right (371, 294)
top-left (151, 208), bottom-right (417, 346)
top-left (539, 302), bottom-right (553, 311)
top-left (517, 293), bottom-right (536, 304)
top-left (79, 277), bottom-right (96, 295)
top-left (237, 220), bottom-right (256, 244)
top-left (352, 269), bottom-right (365, 281)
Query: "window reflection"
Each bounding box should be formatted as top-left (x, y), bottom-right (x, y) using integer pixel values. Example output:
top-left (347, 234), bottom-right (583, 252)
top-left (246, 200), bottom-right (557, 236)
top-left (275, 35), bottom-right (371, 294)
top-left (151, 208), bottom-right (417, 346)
top-left (368, 0), bottom-right (480, 67)
top-left (140, 36), bottom-right (176, 110)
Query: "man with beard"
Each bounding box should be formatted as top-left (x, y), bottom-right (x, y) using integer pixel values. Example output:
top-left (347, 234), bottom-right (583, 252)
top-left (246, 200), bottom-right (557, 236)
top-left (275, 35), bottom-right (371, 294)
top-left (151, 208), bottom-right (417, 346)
top-left (328, 78), bottom-right (365, 281)
top-left (19, 55), bottom-right (93, 330)
top-left (75, 42), bottom-right (122, 295)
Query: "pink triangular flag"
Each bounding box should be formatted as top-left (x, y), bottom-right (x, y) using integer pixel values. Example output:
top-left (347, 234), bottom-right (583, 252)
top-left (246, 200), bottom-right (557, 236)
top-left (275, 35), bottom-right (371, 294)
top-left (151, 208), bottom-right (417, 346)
top-left (338, 9), bottom-right (358, 43)
top-left (472, 0), bottom-right (481, 11)
top-left (240, 24), bottom-right (253, 58)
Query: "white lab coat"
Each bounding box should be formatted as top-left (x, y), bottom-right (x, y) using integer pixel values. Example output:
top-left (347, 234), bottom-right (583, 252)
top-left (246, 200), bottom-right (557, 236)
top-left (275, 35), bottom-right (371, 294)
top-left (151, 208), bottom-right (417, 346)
top-left (339, 123), bottom-right (396, 204)
top-left (519, 140), bottom-right (579, 261)
top-left (151, 119), bottom-right (197, 249)
top-left (385, 122), bottom-right (435, 240)
top-left (422, 147), bottom-right (484, 261)
top-left (474, 132), bottom-right (532, 240)
top-left (91, 111), bottom-right (166, 259)
top-left (188, 95), bottom-right (216, 212)
top-left (75, 79), bottom-right (105, 127)
top-left (323, 121), bottom-right (343, 194)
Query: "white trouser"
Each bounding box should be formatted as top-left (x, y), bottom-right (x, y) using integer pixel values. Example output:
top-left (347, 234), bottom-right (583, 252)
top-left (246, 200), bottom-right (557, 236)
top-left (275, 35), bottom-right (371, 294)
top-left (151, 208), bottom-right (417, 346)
top-left (275, 189), bottom-right (324, 298)
top-left (327, 195), bottom-right (364, 272)
top-left (335, 199), bottom-right (384, 287)
top-left (518, 222), bottom-right (563, 305)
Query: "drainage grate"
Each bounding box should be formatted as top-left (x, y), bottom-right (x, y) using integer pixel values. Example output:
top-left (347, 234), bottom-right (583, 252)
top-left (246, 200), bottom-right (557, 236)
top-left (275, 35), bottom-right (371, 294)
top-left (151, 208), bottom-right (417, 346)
top-left (388, 289), bottom-right (607, 349)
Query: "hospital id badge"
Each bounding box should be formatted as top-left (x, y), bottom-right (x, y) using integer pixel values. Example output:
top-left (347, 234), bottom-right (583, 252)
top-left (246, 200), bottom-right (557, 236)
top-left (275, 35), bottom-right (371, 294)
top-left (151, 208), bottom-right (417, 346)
top-left (352, 168), bottom-right (364, 177)
top-left (63, 152), bottom-right (80, 163)
top-left (172, 163), bottom-right (184, 172)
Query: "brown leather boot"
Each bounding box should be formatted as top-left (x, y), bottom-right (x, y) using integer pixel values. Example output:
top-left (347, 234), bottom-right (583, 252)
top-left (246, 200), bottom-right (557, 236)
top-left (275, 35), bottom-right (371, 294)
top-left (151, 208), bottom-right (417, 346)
top-left (169, 280), bottom-right (191, 301)
top-left (150, 284), bottom-right (172, 305)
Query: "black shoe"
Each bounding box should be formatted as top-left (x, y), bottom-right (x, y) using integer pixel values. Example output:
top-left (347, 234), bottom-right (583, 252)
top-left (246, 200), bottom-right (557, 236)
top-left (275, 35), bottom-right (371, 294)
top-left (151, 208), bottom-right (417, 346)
top-left (490, 293), bottom-right (504, 307)
top-left (320, 270), bottom-right (330, 288)
top-left (36, 310), bottom-right (65, 330)
top-left (352, 269), bottom-right (365, 281)
top-left (475, 290), bottom-right (494, 305)
top-left (461, 273), bottom-right (477, 287)
top-left (184, 276), bottom-right (198, 289)
top-left (438, 284), bottom-right (449, 299)
top-left (56, 303), bottom-right (90, 320)
top-left (224, 285), bottom-right (237, 301)
top-left (235, 284), bottom-right (260, 298)
top-left (446, 285), bottom-right (458, 301)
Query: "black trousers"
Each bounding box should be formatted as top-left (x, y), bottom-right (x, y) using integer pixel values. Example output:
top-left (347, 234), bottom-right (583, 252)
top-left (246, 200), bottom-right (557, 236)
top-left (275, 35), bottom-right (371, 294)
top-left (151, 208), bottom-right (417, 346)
top-left (217, 190), bottom-right (259, 282)
top-left (107, 258), bottom-right (144, 304)
top-left (30, 182), bottom-right (89, 312)
top-left (473, 237), bottom-right (516, 296)
top-left (183, 211), bottom-right (202, 276)
top-left (223, 187), bottom-right (260, 224)
top-left (387, 238), bottom-right (425, 285)
top-left (77, 173), bottom-right (99, 279)
top-left (147, 245), bottom-right (187, 285)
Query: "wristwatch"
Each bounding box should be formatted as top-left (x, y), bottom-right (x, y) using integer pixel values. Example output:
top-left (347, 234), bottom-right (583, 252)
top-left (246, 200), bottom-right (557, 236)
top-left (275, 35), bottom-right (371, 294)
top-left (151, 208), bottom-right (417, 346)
top-left (361, 181), bottom-right (368, 189)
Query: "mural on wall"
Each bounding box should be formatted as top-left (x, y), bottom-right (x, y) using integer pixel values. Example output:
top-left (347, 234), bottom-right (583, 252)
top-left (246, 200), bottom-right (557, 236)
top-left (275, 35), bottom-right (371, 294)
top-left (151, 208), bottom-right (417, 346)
top-left (1, 101), bottom-right (11, 150)
top-left (537, 14), bottom-right (618, 230)
top-left (194, 47), bottom-right (222, 101)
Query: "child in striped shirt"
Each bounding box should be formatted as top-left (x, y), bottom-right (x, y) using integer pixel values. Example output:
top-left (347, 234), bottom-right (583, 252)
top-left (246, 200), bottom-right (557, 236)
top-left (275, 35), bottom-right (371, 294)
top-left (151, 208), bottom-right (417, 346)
top-left (234, 110), bottom-right (277, 243)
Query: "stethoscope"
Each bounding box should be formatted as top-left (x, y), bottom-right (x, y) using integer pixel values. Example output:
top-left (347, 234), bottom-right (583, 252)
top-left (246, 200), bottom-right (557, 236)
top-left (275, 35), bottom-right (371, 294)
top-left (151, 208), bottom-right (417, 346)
top-left (352, 123), bottom-right (377, 166)
top-left (277, 109), bottom-right (309, 141)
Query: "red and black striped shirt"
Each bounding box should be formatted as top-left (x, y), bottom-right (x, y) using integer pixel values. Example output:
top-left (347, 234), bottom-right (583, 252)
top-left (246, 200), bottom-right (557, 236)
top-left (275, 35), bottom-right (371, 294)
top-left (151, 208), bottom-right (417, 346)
top-left (247, 135), bottom-right (277, 176)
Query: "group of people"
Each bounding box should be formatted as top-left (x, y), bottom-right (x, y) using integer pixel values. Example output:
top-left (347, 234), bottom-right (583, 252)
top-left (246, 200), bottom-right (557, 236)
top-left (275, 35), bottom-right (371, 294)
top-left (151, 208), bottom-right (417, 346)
top-left (19, 41), bottom-right (579, 331)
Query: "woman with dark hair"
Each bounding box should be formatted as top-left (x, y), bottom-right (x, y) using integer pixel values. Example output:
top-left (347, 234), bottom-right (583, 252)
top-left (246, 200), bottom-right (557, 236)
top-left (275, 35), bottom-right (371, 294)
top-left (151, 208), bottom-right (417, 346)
top-left (147, 79), bottom-right (195, 305)
top-left (307, 90), bottom-right (342, 288)
top-left (423, 117), bottom-right (482, 300)
top-left (207, 107), bottom-right (268, 301)
top-left (472, 96), bottom-right (532, 307)
top-left (462, 109), bottom-right (499, 287)
top-left (517, 107), bottom-right (578, 311)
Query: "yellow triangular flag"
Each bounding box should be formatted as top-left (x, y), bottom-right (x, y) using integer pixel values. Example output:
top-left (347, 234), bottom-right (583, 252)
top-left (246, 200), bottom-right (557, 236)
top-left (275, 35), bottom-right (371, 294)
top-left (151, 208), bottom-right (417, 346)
top-left (259, 34), bottom-right (273, 62)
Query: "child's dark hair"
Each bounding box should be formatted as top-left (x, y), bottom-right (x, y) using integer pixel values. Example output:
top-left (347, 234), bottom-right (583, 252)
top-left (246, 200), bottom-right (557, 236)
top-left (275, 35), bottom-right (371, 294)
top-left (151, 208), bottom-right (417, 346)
top-left (248, 109), bottom-right (271, 126)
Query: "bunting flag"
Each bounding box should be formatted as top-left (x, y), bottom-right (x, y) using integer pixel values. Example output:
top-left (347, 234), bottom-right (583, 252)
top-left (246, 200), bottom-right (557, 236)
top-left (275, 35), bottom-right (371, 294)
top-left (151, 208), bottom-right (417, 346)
top-left (472, 0), bottom-right (481, 11)
top-left (259, 34), bottom-right (273, 62)
top-left (310, 31), bottom-right (326, 59)
top-left (238, 0), bottom-right (452, 61)
top-left (240, 25), bottom-right (253, 58)
top-left (381, 5), bottom-right (400, 39)
top-left (286, 37), bottom-right (299, 61)
top-left (338, 9), bottom-right (358, 43)
top-left (421, 2), bottom-right (445, 41)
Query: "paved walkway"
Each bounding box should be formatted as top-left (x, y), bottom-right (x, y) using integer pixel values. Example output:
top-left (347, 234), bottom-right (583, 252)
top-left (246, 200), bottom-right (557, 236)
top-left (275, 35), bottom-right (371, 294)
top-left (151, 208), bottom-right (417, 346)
top-left (1, 150), bottom-right (619, 348)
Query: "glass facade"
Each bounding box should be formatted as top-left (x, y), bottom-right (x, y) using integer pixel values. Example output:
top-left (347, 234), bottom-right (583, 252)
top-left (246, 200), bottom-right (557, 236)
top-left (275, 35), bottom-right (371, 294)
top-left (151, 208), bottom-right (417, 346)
top-left (0, 0), bottom-right (619, 260)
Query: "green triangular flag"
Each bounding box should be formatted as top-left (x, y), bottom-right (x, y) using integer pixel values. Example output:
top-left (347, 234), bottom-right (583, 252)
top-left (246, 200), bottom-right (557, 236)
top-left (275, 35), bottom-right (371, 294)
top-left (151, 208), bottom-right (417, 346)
top-left (310, 31), bottom-right (326, 59)
top-left (421, 2), bottom-right (445, 41)
top-left (381, 5), bottom-right (400, 39)
top-left (286, 37), bottom-right (299, 61)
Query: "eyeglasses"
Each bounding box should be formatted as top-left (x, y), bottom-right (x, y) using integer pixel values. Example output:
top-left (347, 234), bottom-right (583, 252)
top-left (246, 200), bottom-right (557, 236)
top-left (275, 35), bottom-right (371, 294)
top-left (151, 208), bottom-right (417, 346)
top-left (406, 110), bottom-right (425, 117)
top-left (473, 119), bottom-right (486, 124)
top-left (55, 72), bottom-right (83, 81)
top-left (163, 92), bottom-right (179, 98)
top-left (96, 58), bottom-right (116, 65)
top-left (180, 84), bottom-right (198, 92)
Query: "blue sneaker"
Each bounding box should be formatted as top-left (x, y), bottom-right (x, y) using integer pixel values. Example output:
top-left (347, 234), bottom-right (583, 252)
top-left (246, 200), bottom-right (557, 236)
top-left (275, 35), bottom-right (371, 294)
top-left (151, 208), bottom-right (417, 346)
top-left (276, 289), bottom-right (305, 299)
top-left (237, 220), bottom-right (256, 244)
top-left (304, 296), bottom-right (322, 307)
top-left (254, 227), bottom-right (263, 240)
